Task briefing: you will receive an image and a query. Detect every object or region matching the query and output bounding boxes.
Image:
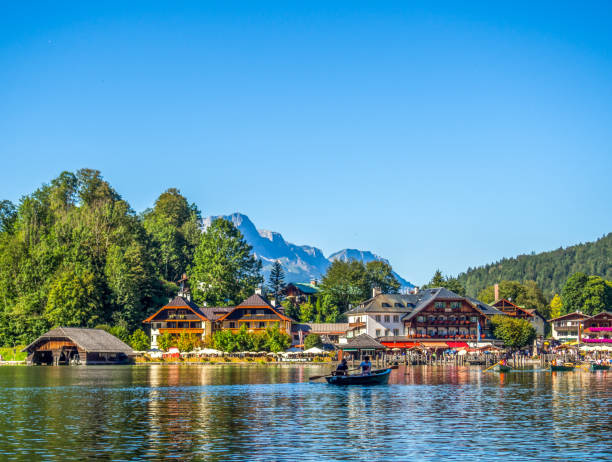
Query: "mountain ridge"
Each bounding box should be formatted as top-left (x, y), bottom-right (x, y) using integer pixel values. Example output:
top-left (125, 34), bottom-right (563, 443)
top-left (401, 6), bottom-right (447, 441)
top-left (202, 213), bottom-right (414, 288)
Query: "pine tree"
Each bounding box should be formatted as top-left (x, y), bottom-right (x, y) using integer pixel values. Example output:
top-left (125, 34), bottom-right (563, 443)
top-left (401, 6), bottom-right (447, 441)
top-left (268, 260), bottom-right (285, 303)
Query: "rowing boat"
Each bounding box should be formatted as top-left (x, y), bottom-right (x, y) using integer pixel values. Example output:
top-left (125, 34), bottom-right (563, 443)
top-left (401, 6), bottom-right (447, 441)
top-left (550, 365), bottom-right (574, 371)
top-left (325, 368), bottom-right (391, 385)
top-left (492, 364), bottom-right (512, 372)
top-left (590, 364), bottom-right (610, 371)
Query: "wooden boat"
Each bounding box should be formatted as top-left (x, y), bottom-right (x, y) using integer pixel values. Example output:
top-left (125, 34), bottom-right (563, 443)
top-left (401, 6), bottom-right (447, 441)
top-left (492, 364), bottom-right (512, 372)
top-left (550, 364), bottom-right (574, 371)
top-left (590, 363), bottom-right (610, 371)
top-left (326, 368), bottom-right (391, 385)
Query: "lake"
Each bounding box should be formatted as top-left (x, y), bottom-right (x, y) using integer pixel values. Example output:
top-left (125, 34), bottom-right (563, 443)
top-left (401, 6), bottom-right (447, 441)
top-left (0, 365), bottom-right (609, 461)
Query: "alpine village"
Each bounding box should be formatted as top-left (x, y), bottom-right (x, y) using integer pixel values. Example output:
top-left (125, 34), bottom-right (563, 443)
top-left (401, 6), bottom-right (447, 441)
top-left (1, 171), bottom-right (611, 376)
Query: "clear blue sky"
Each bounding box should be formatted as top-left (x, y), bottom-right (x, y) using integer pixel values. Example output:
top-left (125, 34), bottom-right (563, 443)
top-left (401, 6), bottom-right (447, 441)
top-left (1, 1), bottom-right (611, 285)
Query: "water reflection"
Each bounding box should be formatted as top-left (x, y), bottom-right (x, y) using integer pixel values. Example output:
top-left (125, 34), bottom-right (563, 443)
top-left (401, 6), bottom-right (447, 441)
top-left (0, 365), bottom-right (609, 461)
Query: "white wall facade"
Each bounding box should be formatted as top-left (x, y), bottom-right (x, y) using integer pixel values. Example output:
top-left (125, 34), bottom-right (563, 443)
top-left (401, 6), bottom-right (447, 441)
top-left (347, 313), bottom-right (406, 338)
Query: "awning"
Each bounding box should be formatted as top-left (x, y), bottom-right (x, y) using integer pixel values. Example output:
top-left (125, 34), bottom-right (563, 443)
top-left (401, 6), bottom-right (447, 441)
top-left (381, 341), bottom-right (421, 349)
top-left (421, 341), bottom-right (448, 348)
top-left (446, 342), bottom-right (469, 348)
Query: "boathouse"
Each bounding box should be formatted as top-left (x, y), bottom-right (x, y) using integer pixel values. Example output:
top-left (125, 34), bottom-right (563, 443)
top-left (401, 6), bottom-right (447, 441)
top-left (23, 327), bottom-right (134, 365)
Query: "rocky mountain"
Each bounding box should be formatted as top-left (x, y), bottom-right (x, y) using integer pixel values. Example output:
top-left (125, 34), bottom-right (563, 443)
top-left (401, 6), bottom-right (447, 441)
top-left (202, 213), bottom-right (414, 288)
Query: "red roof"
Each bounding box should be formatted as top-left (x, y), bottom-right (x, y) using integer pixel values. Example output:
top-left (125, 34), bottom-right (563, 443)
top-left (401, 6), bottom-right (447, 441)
top-left (446, 341), bottom-right (469, 348)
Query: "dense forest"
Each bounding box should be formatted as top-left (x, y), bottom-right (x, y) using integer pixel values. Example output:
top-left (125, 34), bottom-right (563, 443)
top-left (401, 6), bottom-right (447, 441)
top-left (456, 233), bottom-right (612, 299)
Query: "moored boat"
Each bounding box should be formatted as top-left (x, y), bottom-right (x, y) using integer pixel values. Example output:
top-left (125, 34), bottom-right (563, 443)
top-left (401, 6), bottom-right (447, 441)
top-left (550, 364), bottom-right (574, 371)
top-left (326, 368), bottom-right (391, 385)
top-left (590, 364), bottom-right (610, 371)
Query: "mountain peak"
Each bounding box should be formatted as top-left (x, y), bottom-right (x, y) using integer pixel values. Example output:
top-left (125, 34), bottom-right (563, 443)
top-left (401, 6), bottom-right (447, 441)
top-left (203, 213), bottom-right (413, 287)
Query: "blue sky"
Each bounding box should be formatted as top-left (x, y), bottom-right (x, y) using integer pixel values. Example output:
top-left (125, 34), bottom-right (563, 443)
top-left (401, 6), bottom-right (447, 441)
top-left (1, 1), bottom-right (611, 285)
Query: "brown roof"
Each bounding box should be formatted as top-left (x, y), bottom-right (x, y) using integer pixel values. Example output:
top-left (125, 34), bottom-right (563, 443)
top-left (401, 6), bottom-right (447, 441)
top-left (340, 334), bottom-right (385, 350)
top-left (199, 307), bottom-right (234, 321)
top-left (23, 328), bottom-right (134, 354)
top-left (548, 311), bottom-right (591, 322)
top-left (237, 293), bottom-right (273, 307)
top-left (143, 296), bottom-right (209, 322)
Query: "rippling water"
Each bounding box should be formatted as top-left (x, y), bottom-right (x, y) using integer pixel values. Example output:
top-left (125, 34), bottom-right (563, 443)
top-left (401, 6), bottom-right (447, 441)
top-left (0, 365), bottom-right (609, 461)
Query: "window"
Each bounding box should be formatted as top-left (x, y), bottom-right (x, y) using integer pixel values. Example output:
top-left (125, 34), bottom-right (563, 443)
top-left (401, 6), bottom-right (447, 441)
top-left (385, 329), bottom-right (390, 336)
top-left (375, 315), bottom-right (381, 322)
top-left (393, 315), bottom-right (399, 323)
top-left (393, 328), bottom-right (399, 336)
top-left (259, 322), bottom-right (265, 328)
top-left (229, 322), bottom-right (235, 329)
top-left (451, 302), bottom-right (461, 309)
top-left (375, 329), bottom-right (381, 337)
top-left (394, 303), bottom-right (404, 308)
top-left (382, 303), bottom-right (391, 307)
top-left (417, 316), bottom-right (424, 322)
top-left (435, 302), bottom-right (446, 309)
top-left (245, 322), bottom-right (251, 329)
top-left (384, 315), bottom-right (391, 323)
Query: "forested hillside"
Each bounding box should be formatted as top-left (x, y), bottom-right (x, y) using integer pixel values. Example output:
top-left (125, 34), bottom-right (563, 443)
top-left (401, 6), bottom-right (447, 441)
top-left (457, 233), bottom-right (612, 299)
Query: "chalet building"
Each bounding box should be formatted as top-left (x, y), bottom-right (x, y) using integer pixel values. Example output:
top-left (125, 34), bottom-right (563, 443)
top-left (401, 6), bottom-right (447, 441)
top-left (214, 293), bottom-right (293, 335)
top-left (344, 290), bottom-right (413, 339)
top-left (143, 295), bottom-right (220, 348)
top-left (548, 312), bottom-right (590, 342)
top-left (582, 312), bottom-right (612, 343)
top-left (344, 288), bottom-right (504, 349)
top-left (23, 327), bottom-right (133, 365)
top-left (492, 299), bottom-right (547, 337)
top-left (402, 288), bottom-right (502, 342)
top-left (283, 281), bottom-right (320, 303)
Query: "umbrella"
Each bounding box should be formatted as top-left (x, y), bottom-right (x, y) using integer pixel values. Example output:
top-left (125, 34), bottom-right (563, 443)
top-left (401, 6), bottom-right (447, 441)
top-left (198, 348), bottom-right (224, 355)
top-left (303, 347), bottom-right (326, 354)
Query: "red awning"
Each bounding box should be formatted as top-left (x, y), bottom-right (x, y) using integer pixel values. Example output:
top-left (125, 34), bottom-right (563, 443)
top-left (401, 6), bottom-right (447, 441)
top-left (446, 342), bottom-right (469, 348)
top-left (381, 341), bottom-right (420, 349)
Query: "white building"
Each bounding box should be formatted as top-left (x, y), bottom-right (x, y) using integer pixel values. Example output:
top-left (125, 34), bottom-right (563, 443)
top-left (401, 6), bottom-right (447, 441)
top-left (343, 289), bottom-right (416, 340)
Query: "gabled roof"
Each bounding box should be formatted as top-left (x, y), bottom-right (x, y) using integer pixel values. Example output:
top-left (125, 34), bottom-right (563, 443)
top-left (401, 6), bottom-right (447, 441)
top-left (548, 311), bottom-right (591, 322)
top-left (286, 282), bottom-right (320, 295)
top-left (492, 298), bottom-right (534, 317)
top-left (237, 293), bottom-right (273, 307)
top-left (199, 307), bottom-right (234, 321)
top-left (345, 294), bottom-right (418, 315)
top-left (401, 288), bottom-right (503, 321)
top-left (143, 296), bottom-right (209, 322)
top-left (23, 327), bottom-right (133, 354)
top-left (216, 293), bottom-right (292, 323)
top-left (340, 333), bottom-right (385, 350)
top-left (587, 311), bottom-right (612, 320)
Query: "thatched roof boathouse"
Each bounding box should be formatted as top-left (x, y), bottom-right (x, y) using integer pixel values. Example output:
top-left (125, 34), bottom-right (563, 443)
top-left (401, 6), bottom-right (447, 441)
top-left (23, 327), bottom-right (134, 365)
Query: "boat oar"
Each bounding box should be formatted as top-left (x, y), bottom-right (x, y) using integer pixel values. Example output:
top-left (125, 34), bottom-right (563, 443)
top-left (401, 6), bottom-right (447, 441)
top-left (308, 368), bottom-right (360, 380)
top-left (483, 361), bottom-right (501, 372)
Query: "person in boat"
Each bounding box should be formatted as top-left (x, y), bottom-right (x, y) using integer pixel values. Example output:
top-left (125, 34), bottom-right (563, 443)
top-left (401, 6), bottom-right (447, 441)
top-left (360, 356), bottom-right (372, 376)
top-left (500, 358), bottom-right (507, 366)
top-left (335, 358), bottom-right (348, 376)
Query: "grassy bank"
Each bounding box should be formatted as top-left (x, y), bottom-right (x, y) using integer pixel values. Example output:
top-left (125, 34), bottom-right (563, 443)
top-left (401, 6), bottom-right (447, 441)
top-left (0, 346), bottom-right (27, 362)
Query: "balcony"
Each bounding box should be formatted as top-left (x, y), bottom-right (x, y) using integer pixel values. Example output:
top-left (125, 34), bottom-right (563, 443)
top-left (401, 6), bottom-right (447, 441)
top-left (158, 328), bottom-right (204, 334)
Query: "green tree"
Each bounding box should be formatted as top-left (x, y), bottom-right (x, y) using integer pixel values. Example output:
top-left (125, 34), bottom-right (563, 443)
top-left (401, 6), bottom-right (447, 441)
top-left (157, 332), bottom-right (174, 351)
top-left (490, 315), bottom-right (536, 350)
top-left (320, 260), bottom-right (369, 314)
top-left (299, 298), bottom-right (315, 322)
top-left (264, 324), bottom-right (291, 352)
top-left (365, 261), bottom-right (400, 294)
top-left (281, 298), bottom-right (300, 321)
top-left (44, 269), bottom-right (101, 327)
top-left (189, 218), bottom-right (263, 306)
top-left (582, 276), bottom-right (612, 316)
top-left (177, 331), bottom-right (197, 352)
top-left (212, 329), bottom-right (236, 352)
top-left (109, 324), bottom-right (130, 344)
top-left (304, 333), bottom-right (323, 350)
top-left (479, 280), bottom-right (527, 304)
top-left (0, 200), bottom-right (16, 234)
top-left (314, 294), bottom-right (339, 323)
top-left (143, 188), bottom-right (201, 282)
top-left (561, 272), bottom-right (589, 314)
top-left (130, 329), bottom-right (150, 351)
top-left (423, 270), bottom-right (466, 296)
top-left (549, 294), bottom-right (562, 319)
top-left (268, 260), bottom-right (285, 303)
